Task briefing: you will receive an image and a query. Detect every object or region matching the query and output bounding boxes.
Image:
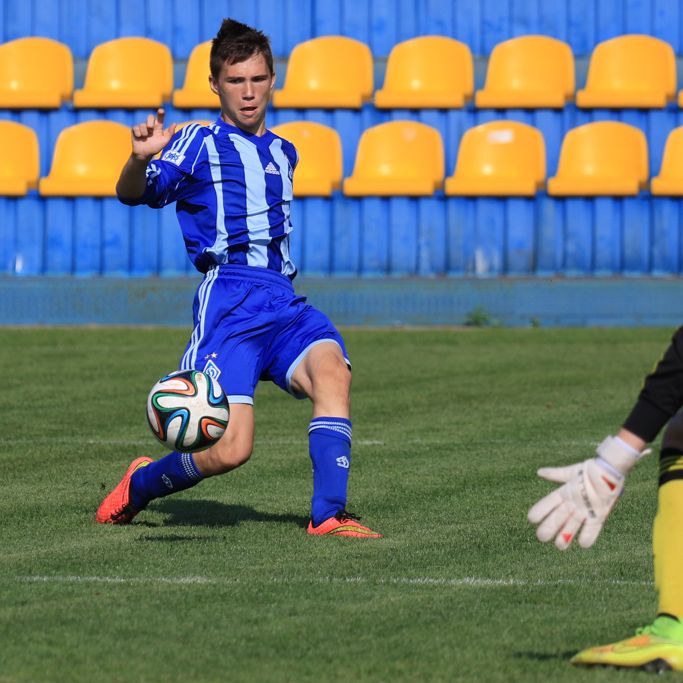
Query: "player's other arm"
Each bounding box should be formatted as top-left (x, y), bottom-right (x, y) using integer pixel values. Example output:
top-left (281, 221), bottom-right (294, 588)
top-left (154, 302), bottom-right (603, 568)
top-left (528, 326), bottom-right (683, 550)
top-left (116, 108), bottom-right (176, 201)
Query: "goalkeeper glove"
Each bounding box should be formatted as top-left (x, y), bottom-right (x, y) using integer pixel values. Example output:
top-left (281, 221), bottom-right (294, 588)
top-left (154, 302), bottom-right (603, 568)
top-left (527, 436), bottom-right (647, 550)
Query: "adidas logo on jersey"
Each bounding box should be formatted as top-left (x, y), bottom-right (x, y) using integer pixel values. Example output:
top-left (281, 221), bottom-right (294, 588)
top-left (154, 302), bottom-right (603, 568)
top-left (264, 162), bottom-right (280, 175)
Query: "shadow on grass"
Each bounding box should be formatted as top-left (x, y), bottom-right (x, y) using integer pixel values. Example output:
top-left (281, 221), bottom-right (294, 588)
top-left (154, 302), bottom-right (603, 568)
top-left (137, 498), bottom-right (309, 530)
top-left (512, 651), bottom-right (578, 663)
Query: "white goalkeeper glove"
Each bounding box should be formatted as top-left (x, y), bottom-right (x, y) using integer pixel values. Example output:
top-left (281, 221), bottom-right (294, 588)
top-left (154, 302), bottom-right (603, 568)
top-left (527, 436), bottom-right (647, 550)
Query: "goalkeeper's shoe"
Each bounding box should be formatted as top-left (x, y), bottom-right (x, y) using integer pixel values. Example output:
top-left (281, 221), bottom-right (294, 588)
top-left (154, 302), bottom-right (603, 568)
top-left (571, 616), bottom-right (683, 673)
top-left (95, 456), bottom-right (152, 524)
top-left (307, 510), bottom-right (382, 538)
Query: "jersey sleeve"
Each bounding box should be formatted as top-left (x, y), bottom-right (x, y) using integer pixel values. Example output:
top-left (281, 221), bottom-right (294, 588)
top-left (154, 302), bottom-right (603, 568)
top-left (623, 326), bottom-right (683, 442)
top-left (118, 124), bottom-right (207, 209)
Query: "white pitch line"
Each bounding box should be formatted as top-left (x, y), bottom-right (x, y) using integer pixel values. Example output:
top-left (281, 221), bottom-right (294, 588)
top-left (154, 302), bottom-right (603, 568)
top-left (16, 575), bottom-right (652, 588)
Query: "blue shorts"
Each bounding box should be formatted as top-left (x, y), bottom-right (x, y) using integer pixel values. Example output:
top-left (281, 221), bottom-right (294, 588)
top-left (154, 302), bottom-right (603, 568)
top-left (179, 264), bottom-right (349, 405)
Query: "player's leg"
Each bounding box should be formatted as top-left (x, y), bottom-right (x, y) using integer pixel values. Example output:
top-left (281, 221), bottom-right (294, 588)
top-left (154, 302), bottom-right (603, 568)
top-left (96, 404), bottom-right (254, 524)
top-left (572, 411), bottom-right (683, 671)
top-left (290, 342), bottom-right (381, 538)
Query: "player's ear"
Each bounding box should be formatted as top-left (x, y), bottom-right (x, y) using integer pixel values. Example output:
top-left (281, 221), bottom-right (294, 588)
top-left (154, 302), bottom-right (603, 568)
top-left (269, 72), bottom-right (276, 90)
top-left (209, 75), bottom-right (219, 96)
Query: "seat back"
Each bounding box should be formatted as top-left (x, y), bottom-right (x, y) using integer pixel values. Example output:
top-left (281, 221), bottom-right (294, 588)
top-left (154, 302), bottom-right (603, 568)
top-left (651, 127), bottom-right (683, 195)
top-left (272, 36), bottom-right (373, 108)
top-left (173, 41), bottom-right (219, 109)
top-left (375, 36), bottom-right (473, 108)
top-left (270, 121), bottom-right (342, 196)
top-left (548, 121), bottom-right (648, 196)
top-left (74, 37), bottom-right (173, 108)
top-left (343, 120), bottom-right (444, 196)
top-left (475, 35), bottom-right (574, 108)
top-left (0, 37), bottom-right (73, 108)
top-left (445, 121), bottom-right (545, 196)
top-left (40, 120), bottom-right (132, 196)
top-left (577, 34), bottom-right (676, 108)
top-left (0, 120), bottom-right (40, 195)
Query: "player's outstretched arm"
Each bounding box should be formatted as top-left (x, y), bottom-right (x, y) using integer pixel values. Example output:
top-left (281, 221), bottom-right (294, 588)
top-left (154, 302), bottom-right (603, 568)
top-left (527, 433), bottom-right (648, 550)
top-left (116, 108), bottom-right (177, 201)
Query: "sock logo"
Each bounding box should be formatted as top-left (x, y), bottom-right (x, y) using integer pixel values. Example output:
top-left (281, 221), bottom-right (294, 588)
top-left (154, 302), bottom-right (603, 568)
top-left (336, 456), bottom-right (350, 469)
top-left (162, 474), bottom-right (174, 489)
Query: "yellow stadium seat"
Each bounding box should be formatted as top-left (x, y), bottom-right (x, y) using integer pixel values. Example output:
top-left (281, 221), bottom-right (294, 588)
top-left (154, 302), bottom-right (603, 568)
top-left (39, 120), bottom-right (131, 196)
top-left (0, 37), bottom-right (72, 108)
top-left (651, 127), bottom-right (683, 195)
top-left (73, 37), bottom-right (173, 108)
top-left (270, 121), bottom-right (342, 196)
top-left (272, 36), bottom-right (373, 109)
top-left (445, 121), bottom-right (545, 196)
top-left (547, 121), bottom-right (648, 196)
top-left (153, 120), bottom-right (212, 159)
top-left (374, 36), bottom-right (473, 109)
top-left (343, 120), bottom-right (444, 196)
top-left (0, 121), bottom-right (39, 195)
top-left (475, 35), bottom-right (574, 109)
top-left (172, 41), bottom-right (219, 109)
top-left (576, 35), bottom-right (675, 108)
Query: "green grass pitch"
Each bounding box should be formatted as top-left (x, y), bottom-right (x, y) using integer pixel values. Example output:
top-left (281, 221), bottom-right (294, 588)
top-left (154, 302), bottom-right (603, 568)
top-left (0, 326), bottom-right (674, 682)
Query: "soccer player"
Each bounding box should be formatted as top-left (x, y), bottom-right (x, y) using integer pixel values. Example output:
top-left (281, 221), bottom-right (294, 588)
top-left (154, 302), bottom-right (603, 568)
top-left (95, 18), bottom-right (381, 539)
top-left (528, 326), bottom-right (683, 672)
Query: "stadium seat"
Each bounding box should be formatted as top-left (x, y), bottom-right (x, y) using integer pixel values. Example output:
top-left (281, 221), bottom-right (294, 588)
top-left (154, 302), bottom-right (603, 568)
top-left (651, 127), bottom-right (683, 195)
top-left (272, 36), bottom-right (373, 108)
top-left (445, 121), bottom-right (545, 196)
top-left (343, 120), bottom-right (444, 196)
top-left (547, 121), bottom-right (648, 196)
top-left (0, 121), bottom-right (39, 195)
top-left (73, 37), bottom-right (173, 108)
top-left (475, 35), bottom-right (574, 109)
top-left (374, 36), bottom-right (473, 108)
top-left (172, 41), bottom-right (219, 109)
top-left (0, 37), bottom-right (73, 108)
top-left (39, 120), bottom-right (132, 196)
top-left (576, 35), bottom-right (676, 108)
top-left (270, 121), bottom-right (342, 196)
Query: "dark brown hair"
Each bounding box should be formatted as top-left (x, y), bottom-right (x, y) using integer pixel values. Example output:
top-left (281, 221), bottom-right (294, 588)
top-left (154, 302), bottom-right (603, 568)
top-left (210, 18), bottom-right (274, 78)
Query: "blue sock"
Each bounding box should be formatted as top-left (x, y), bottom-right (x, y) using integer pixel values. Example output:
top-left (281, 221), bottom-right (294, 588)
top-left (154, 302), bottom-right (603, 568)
top-left (129, 451), bottom-right (204, 510)
top-left (308, 417), bottom-right (352, 527)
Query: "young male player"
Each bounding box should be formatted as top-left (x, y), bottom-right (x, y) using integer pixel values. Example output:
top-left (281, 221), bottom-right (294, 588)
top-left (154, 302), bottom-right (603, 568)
top-left (96, 18), bottom-right (381, 538)
top-left (528, 326), bottom-right (683, 671)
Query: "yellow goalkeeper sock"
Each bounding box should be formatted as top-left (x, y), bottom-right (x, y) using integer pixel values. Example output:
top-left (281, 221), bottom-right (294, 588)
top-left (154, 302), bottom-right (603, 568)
top-left (654, 455), bottom-right (683, 619)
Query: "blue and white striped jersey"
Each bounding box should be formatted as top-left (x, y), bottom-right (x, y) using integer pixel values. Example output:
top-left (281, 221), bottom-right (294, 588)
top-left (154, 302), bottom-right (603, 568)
top-left (123, 118), bottom-right (299, 276)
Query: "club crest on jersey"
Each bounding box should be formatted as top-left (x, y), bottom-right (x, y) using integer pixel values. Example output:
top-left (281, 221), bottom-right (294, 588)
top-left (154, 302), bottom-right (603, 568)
top-left (264, 162), bottom-right (280, 175)
top-left (162, 150), bottom-right (186, 166)
top-left (203, 359), bottom-right (221, 380)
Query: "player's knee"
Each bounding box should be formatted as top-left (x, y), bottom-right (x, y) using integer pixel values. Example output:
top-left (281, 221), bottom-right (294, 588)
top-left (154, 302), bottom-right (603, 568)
top-left (196, 429), bottom-right (253, 475)
top-left (662, 410), bottom-right (683, 453)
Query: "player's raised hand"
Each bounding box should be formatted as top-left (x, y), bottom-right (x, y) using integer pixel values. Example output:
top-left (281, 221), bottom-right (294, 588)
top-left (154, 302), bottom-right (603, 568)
top-left (131, 108), bottom-right (177, 160)
top-left (527, 436), bottom-right (646, 550)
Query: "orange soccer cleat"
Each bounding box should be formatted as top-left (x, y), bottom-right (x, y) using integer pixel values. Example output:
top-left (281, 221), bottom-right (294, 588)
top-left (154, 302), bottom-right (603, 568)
top-left (307, 510), bottom-right (382, 538)
top-left (95, 457), bottom-right (153, 524)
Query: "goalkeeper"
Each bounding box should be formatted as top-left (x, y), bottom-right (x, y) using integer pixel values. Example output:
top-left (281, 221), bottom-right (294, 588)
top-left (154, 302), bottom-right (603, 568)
top-left (528, 326), bottom-right (683, 672)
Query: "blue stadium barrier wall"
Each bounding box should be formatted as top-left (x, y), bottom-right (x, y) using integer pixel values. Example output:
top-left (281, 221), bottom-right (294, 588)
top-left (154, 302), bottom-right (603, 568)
top-left (1, 276), bottom-right (682, 327)
top-left (2, 0), bottom-right (683, 58)
top-left (2, 194), bottom-right (682, 279)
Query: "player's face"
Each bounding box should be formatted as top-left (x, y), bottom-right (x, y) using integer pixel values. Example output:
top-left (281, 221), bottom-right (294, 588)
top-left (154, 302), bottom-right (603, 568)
top-left (210, 53), bottom-right (275, 136)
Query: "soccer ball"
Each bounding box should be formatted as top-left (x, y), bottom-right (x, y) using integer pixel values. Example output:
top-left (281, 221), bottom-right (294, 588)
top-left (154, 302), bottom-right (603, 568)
top-left (146, 369), bottom-right (229, 452)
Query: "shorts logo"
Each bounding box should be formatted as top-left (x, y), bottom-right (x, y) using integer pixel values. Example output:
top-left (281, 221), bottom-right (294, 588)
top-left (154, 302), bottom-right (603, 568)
top-left (336, 456), bottom-right (350, 469)
top-left (162, 474), bottom-right (173, 489)
top-left (203, 359), bottom-right (221, 381)
top-left (162, 151), bottom-right (186, 166)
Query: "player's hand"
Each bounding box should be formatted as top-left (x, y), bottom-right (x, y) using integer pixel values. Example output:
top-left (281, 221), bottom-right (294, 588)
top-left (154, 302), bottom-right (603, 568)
top-left (527, 436), bottom-right (646, 550)
top-left (131, 108), bottom-right (177, 161)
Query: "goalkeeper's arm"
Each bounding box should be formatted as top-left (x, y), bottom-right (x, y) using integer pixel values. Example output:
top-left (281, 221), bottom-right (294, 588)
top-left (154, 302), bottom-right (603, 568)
top-left (528, 325), bottom-right (683, 550)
